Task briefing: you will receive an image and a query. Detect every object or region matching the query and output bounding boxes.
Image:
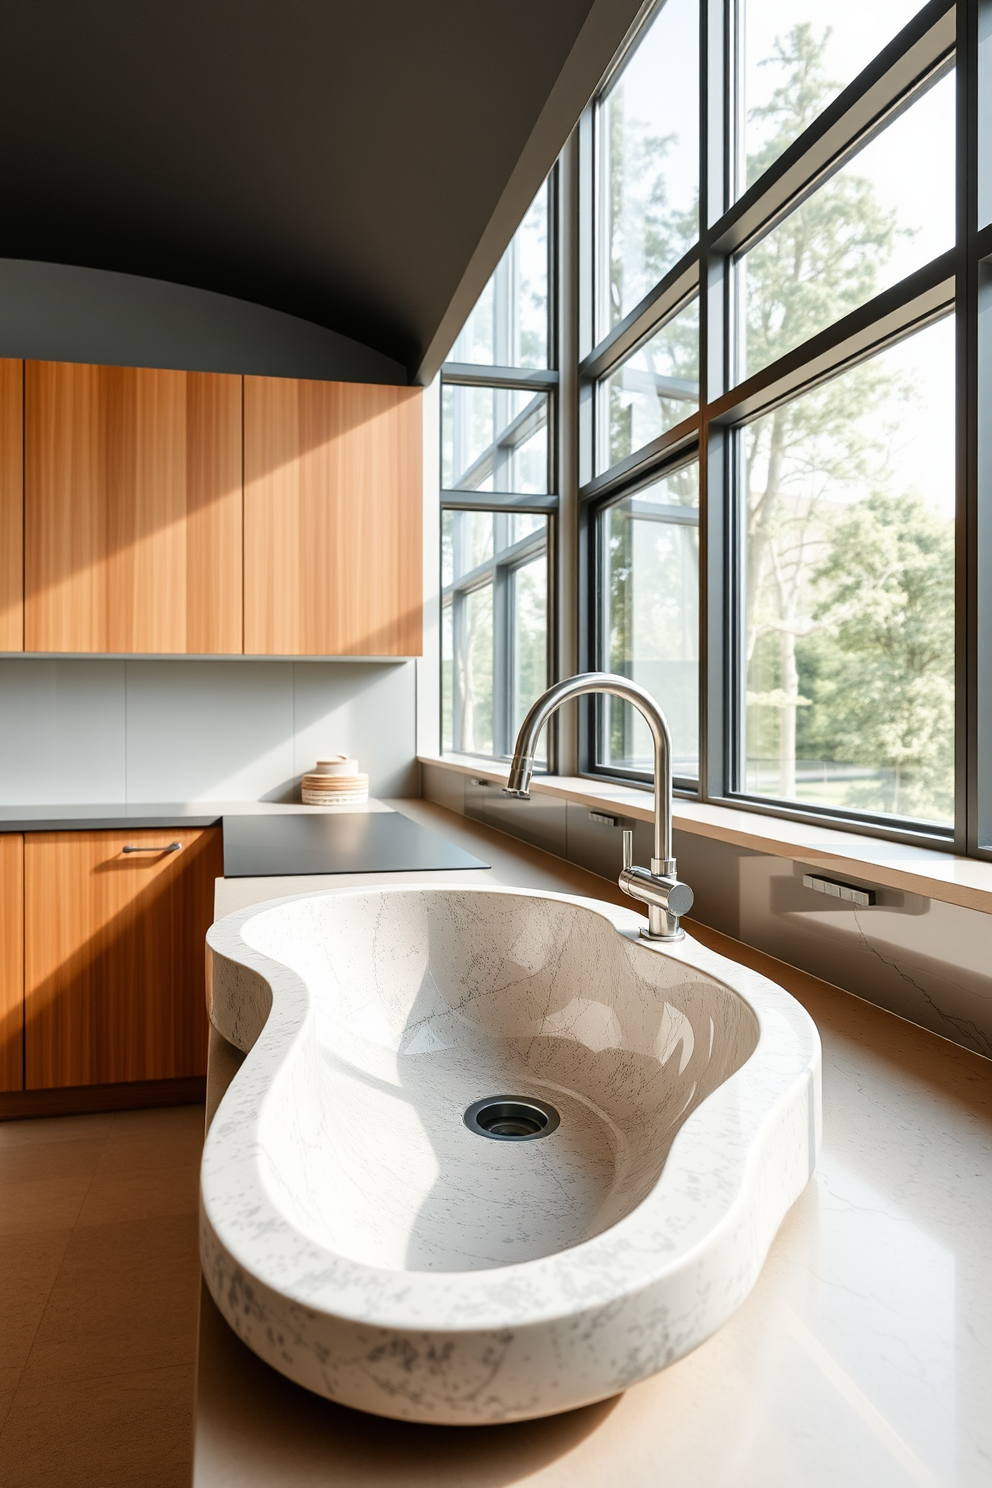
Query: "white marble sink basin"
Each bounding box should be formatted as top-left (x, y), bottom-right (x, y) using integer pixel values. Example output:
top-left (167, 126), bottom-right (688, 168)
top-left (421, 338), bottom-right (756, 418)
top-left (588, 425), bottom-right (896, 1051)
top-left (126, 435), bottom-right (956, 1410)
top-left (201, 885), bottom-right (820, 1424)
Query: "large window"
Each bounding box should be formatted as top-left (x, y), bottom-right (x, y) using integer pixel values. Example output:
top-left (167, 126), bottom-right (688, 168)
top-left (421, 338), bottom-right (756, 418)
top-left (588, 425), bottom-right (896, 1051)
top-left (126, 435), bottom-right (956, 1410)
top-left (439, 0), bottom-right (992, 857)
top-left (439, 179), bottom-right (555, 761)
top-left (578, 0), bottom-right (970, 842)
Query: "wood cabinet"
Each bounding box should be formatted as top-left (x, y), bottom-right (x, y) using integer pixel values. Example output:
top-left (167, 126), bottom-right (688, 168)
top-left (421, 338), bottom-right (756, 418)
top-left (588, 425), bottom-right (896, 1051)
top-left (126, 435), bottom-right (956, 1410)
top-left (0, 834), bottom-right (24, 1092)
top-left (24, 362), bottom-right (243, 654)
top-left (20, 362), bottom-right (424, 658)
top-left (23, 827), bottom-right (221, 1089)
top-left (0, 359), bottom-right (23, 651)
top-left (244, 376), bottom-right (422, 656)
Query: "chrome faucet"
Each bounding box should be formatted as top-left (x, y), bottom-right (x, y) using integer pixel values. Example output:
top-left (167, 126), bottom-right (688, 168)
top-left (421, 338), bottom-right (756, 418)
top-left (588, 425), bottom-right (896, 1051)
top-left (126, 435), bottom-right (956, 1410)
top-left (504, 672), bottom-right (694, 940)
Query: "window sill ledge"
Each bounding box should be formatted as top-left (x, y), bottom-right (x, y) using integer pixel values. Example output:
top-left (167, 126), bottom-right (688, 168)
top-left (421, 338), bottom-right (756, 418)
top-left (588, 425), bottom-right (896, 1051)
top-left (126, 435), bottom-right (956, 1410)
top-left (419, 754), bottom-right (992, 916)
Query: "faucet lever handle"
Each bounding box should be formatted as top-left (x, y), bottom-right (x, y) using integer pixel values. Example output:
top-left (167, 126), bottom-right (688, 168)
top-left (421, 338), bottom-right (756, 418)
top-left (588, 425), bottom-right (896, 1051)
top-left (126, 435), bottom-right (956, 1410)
top-left (622, 829), bottom-right (633, 871)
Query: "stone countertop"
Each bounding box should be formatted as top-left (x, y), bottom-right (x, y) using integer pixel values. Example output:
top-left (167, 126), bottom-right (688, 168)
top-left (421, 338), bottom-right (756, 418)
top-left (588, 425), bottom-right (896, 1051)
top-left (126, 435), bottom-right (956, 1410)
top-left (193, 798), bottom-right (992, 1488)
top-left (0, 799), bottom-right (393, 832)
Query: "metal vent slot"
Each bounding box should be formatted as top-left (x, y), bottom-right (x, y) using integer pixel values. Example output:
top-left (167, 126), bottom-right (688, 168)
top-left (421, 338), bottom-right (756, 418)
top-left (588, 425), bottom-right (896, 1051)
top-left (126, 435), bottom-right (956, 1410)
top-left (802, 874), bottom-right (876, 907)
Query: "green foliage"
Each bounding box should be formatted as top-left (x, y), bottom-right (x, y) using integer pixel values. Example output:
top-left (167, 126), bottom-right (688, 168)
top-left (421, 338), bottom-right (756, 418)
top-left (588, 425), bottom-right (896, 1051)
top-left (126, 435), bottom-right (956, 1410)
top-left (740, 25), bottom-right (953, 821)
top-left (798, 490), bottom-right (954, 819)
top-left (606, 91), bottom-right (697, 326)
top-left (744, 25), bottom-right (901, 376)
top-left (747, 24), bottom-right (841, 184)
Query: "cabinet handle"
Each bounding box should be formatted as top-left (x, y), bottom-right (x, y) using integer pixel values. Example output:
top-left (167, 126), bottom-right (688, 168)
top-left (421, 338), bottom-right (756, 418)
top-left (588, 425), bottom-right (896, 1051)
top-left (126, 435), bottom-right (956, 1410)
top-left (122, 841), bottom-right (182, 854)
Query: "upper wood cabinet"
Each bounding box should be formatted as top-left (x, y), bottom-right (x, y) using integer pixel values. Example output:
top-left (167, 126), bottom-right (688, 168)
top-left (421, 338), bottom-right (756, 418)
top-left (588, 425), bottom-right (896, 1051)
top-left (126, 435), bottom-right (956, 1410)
top-left (24, 361), bottom-right (243, 654)
top-left (243, 376), bottom-right (423, 656)
top-left (23, 826), bottom-right (221, 1089)
top-left (16, 361), bottom-right (423, 656)
top-left (0, 359), bottom-right (23, 651)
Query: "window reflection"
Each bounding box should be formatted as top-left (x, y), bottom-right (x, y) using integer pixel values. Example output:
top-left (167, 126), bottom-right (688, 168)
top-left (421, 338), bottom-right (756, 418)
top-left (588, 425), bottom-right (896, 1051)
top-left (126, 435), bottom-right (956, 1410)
top-left (597, 0), bottom-right (699, 336)
top-left (738, 68), bottom-right (954, 380)
top-left (442, 386), bottom-right (549, 494)
top-left (597, 298), bottom-right (699, 474)
top-left (740, 2), bottom-right (926, 194)
top-left (600, 463), bottom-right (699, 779)
top-left (442, 511), bottom-right (548, 759)
top-left (450, 184), bottom-right (549, 368)
top-left (512, 556), bottom-right (548, 740)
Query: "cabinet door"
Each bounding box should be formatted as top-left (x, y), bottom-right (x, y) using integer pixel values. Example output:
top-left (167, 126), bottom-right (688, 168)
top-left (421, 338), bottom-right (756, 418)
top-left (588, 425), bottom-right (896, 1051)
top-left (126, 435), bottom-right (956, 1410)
top-left (0, 834), bottom-right (24, 1092)
top-left (243, 376), bottom-right (422, 656)
top-left (0, 359), bottom-right (23, 651)
top-left (24, 362), bottom-right (243, 654)
top-left (24, 827), bottom-right (222, 1089)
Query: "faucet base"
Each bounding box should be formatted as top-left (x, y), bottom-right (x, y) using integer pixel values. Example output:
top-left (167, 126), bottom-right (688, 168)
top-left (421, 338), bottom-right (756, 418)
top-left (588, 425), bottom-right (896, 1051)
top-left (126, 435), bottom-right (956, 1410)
top-left (640, 925), bottom-right (686, 943)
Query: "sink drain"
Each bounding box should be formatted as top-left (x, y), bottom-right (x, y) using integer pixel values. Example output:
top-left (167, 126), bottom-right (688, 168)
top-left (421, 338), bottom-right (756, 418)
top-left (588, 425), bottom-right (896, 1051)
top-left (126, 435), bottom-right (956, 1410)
top-left (464, 1096), bottom-right (560, 1141)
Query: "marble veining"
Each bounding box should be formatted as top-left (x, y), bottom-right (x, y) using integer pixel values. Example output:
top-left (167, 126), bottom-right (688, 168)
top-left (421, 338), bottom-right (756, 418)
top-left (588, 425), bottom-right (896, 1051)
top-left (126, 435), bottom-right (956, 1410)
top-left (201, 884), bottom-right (821, 1423)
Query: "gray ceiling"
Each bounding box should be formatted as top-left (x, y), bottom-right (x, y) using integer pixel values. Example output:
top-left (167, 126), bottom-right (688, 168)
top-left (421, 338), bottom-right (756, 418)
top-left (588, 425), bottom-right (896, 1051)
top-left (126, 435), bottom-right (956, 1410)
top-left (0, 0), bottom-right (642, 382)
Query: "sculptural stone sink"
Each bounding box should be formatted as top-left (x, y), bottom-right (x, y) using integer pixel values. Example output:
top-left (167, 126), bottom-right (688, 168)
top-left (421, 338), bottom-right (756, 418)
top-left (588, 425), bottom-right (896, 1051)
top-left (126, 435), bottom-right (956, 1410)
top-left (201, 884), bottom-right (820, 1424)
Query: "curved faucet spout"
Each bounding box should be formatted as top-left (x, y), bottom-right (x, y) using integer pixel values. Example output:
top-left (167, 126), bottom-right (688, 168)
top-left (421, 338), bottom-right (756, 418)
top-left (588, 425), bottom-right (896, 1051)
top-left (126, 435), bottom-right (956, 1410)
top-left (505, 672), bottom-right (692, 940)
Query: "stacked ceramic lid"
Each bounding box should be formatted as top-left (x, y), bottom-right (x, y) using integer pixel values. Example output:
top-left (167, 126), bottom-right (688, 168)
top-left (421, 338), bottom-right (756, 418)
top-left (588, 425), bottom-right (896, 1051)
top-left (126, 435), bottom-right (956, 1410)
top-left (301, 756), bottom-right (369, 805)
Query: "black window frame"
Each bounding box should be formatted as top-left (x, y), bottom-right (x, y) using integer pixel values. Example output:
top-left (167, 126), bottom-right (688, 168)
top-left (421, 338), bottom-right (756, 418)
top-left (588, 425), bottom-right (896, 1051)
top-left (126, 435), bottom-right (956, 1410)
top-left (567, 0), bottom-right (992, 858)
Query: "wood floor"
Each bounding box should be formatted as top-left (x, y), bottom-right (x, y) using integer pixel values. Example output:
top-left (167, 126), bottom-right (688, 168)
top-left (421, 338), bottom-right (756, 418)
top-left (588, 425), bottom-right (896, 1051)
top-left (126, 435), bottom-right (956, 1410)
top-left (0, 1103), bottom-right (203, 1487)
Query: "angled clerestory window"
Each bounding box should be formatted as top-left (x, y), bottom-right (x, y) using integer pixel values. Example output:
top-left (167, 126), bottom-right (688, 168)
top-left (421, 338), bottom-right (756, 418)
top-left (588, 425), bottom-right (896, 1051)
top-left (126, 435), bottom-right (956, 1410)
top-left (440, 176), bottom-right (556, 763)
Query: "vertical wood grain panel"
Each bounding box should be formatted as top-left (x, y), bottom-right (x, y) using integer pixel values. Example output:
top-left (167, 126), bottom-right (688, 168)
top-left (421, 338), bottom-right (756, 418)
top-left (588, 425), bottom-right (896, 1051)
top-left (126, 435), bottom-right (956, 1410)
top-left (243, 375), bottom-right (301, 652)
top-left (244, 377), bottom-right (422, 656)
top-left (25, 362), bottom-right (243, 653)
top-left (0, 834), bottom-right (24, 1092)
top-left (108, 366), bottom-right (186, 651)
top-left (25, 361), bottom-right (103, 650)
top-left (24, 827), bottom-right (221, 1088)
top-left (186, 372), bottom-right (243, 653)
top-left (0, 360), bottom-right (23, 651)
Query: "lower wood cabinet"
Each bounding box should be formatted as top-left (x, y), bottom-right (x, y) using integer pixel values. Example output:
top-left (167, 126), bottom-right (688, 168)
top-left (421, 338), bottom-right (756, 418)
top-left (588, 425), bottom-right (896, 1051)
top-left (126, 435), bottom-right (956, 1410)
top-left (0, 834), bottom-right (24, 1092)
top-left (23, 827), bottom-right (221, 1089)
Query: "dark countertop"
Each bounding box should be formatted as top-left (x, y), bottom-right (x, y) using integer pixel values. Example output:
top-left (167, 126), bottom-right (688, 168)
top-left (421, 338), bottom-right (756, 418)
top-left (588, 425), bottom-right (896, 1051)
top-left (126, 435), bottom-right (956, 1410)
top-left (0, 800), bottom-right (395, 833)
top-left (222, 809), bottom-right (487, 876)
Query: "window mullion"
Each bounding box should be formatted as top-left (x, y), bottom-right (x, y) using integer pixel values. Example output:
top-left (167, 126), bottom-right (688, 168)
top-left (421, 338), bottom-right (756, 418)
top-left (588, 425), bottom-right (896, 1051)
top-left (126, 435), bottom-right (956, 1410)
top-left (451, 588), bottom-right (466, 753)
top-left (965, 0), bottom-right (992, 854)
top-left (699, 0), bottom-right (730, 804)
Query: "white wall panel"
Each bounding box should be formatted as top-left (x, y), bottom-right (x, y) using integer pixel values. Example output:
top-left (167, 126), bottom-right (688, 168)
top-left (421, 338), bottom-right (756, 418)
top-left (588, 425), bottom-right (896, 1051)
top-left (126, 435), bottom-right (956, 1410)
top-left (0, 658), bottom-right (125, 802)
top-left (0, 658), bottom-right (418, 806)
top-left (124, 661), bottom-right (296, 803)
top-left (292, 661), bottom-right (417, 798)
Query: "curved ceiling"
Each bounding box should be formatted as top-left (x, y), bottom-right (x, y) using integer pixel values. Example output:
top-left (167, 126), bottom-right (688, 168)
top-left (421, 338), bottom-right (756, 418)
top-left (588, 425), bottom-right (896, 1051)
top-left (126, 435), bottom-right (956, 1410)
top-left (0, 0), bottom-right (642, 381)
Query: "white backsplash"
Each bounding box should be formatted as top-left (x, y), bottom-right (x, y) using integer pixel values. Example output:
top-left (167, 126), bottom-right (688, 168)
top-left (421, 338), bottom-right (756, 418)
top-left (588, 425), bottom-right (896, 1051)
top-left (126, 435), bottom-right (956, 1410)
top-left (0, 657), bottom-right (418, 804)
